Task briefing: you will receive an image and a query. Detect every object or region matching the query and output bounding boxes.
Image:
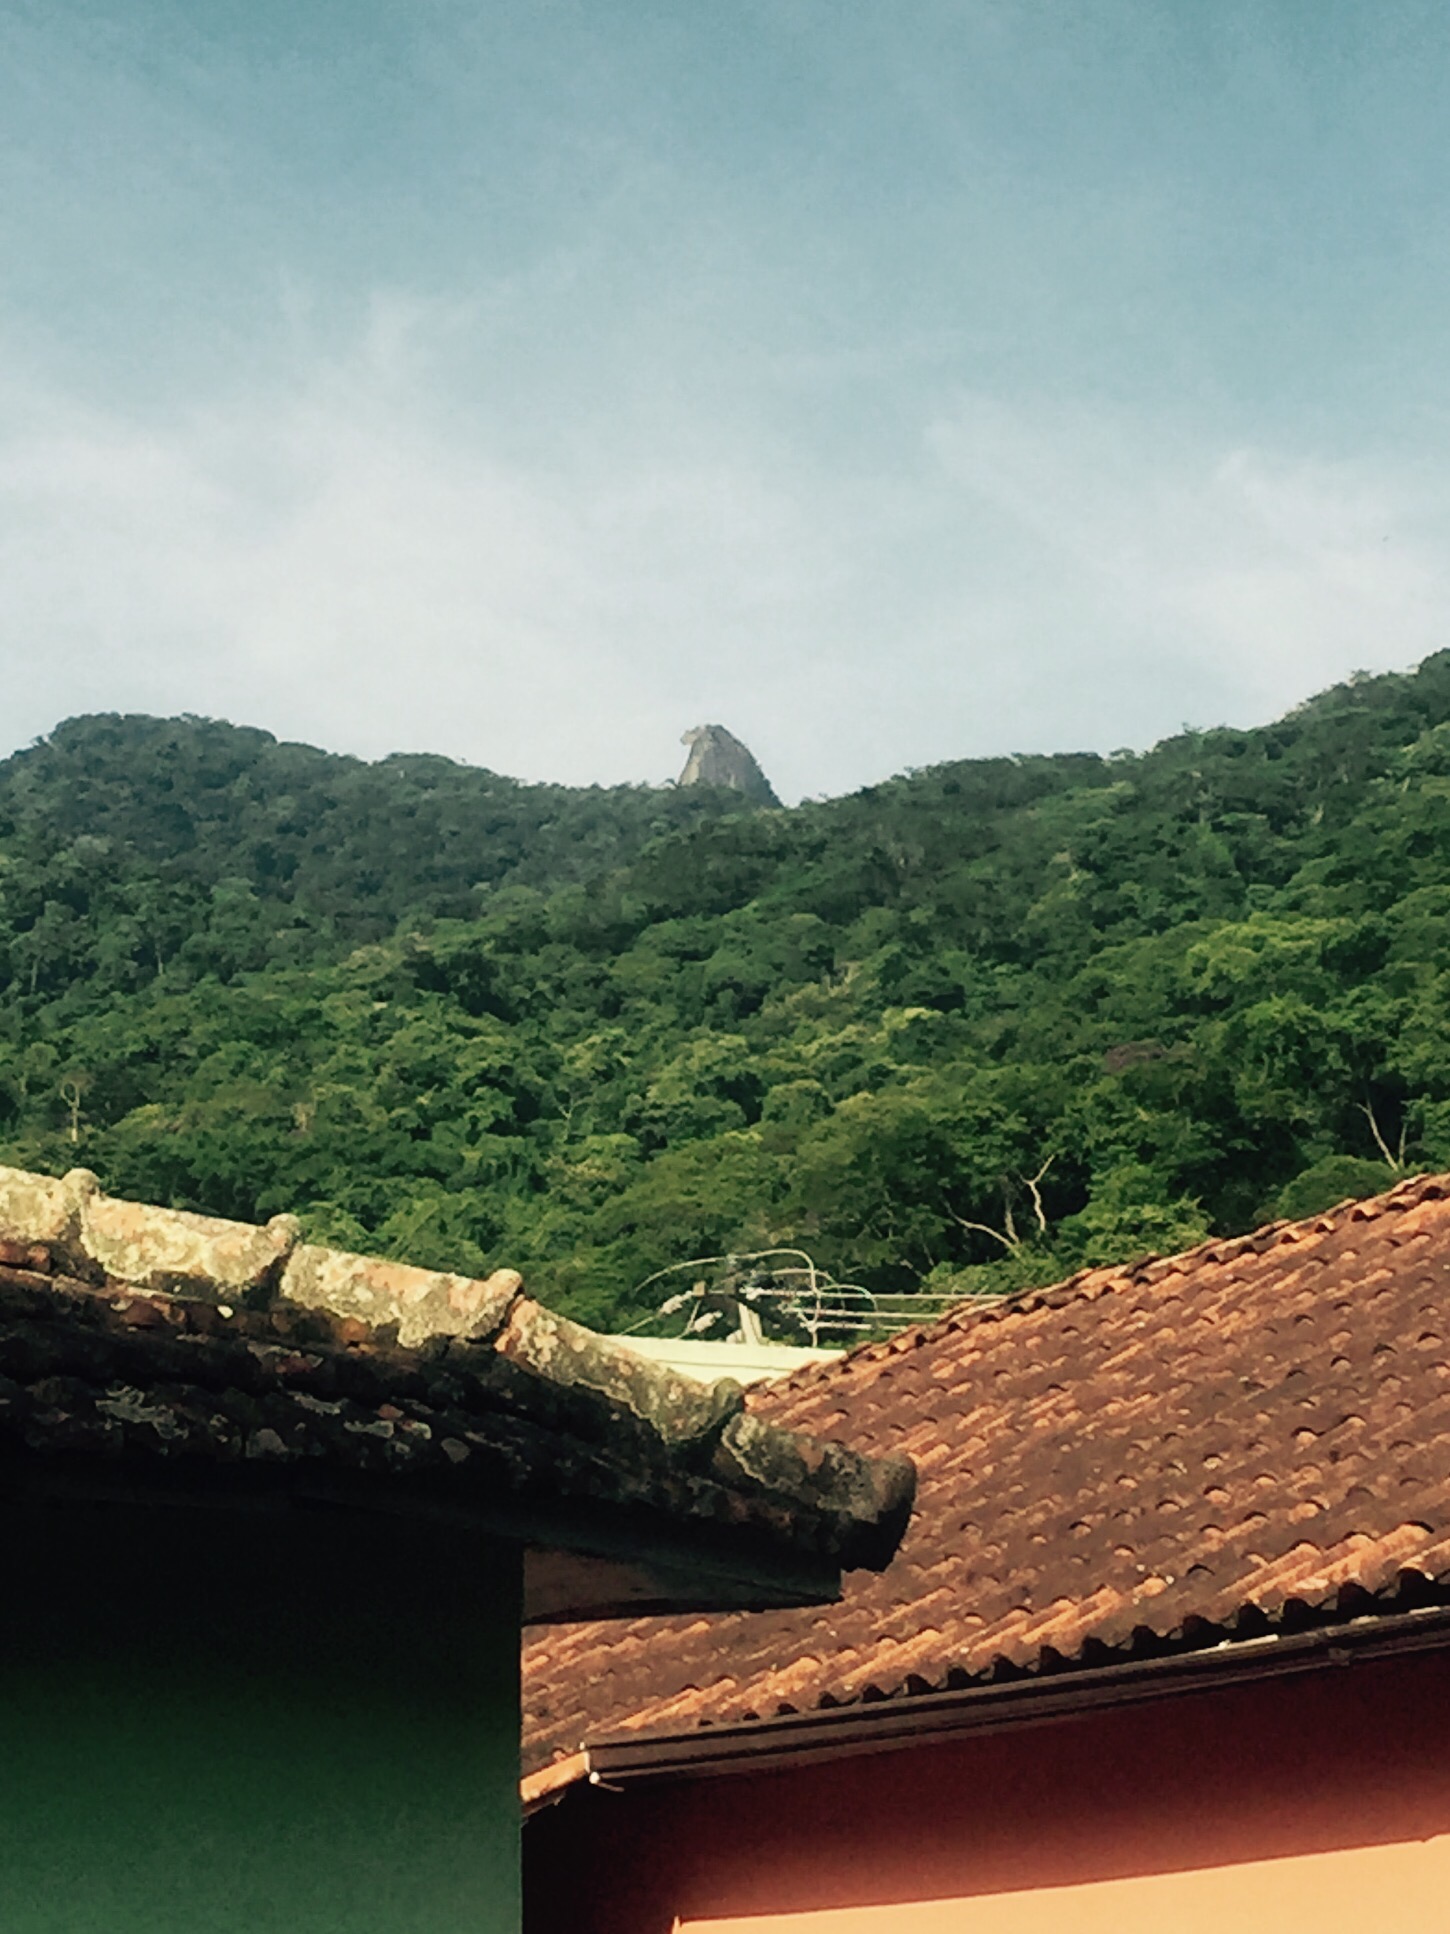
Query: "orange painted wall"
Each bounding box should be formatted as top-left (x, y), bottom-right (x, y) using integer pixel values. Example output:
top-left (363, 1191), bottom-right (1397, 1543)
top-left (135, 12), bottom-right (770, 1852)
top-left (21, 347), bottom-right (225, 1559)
top-left (680, 1833), bottom-right (1450, 1933)
top-left (524, 1646), bottom-right (1450, 1934)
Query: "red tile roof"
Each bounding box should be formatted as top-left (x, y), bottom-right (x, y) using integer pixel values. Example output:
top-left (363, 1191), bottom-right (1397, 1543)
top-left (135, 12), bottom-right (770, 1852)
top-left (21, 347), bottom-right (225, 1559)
top-left (523, 1173), bottom-right (1450, 1774)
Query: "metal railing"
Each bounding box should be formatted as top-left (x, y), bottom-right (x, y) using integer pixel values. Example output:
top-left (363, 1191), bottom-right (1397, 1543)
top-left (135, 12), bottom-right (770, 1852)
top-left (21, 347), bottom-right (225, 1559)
top-left (621, 1250), bottom-right (983, 1349)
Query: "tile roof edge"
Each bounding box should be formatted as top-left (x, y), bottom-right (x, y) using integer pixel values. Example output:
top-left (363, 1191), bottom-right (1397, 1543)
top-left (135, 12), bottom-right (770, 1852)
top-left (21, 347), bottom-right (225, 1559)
top-left (757, 1170), bottom-right (1450, 1401)
top-left (521, 1750), bottom-right (593, 1815)
top-left (541, 1599), bottom-right (1450, 1793)
top-left (0, 1166), bottom-right (916, 1573)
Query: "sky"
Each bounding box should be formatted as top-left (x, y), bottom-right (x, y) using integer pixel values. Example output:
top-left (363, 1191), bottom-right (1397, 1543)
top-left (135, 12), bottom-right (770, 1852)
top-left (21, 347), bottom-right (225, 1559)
top-left (4, 1), bottom-right (1450, 801)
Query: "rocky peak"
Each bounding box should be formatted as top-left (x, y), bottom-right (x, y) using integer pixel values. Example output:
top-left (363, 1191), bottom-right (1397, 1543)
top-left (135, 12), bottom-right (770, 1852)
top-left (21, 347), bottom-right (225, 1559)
top-left (677, 725), bottom-right (780, 806)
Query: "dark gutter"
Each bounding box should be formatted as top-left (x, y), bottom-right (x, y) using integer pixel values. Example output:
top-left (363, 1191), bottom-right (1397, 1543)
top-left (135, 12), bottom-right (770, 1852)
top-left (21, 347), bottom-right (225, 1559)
top-left (571, 1602), bottom-right (1450, 1787)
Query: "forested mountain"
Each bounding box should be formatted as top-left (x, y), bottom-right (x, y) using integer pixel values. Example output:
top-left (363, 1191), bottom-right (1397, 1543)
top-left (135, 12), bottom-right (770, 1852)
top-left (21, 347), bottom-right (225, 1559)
top-left (0, 713), bottom-right (734, 970)
top-left (4, 659), bottom-right (1450, 1330)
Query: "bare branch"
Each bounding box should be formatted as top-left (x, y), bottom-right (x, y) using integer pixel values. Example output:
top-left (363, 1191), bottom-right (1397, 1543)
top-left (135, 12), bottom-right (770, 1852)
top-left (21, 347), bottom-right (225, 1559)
top-left (949, 1212), bottom-right (1021, 1254)
top-left (950, 1154), bottom-right (1056, 1257)
top-left (58, 1077), bottom-right (84, 1145)
top-left (1024, 1154), bottom-right (1055, 1236)
top-left (1360, 1100), bottom-right (1403, 1172)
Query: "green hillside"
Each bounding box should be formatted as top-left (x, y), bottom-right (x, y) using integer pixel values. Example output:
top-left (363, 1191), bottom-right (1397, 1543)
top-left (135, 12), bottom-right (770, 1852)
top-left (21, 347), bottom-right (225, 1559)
top-left (5, 659), bottom-right (1450, 1330)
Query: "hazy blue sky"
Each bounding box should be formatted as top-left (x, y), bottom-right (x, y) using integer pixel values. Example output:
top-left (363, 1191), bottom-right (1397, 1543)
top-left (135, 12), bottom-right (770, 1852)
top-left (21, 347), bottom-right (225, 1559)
top-left (4, 2), bottom-right (1450, 798)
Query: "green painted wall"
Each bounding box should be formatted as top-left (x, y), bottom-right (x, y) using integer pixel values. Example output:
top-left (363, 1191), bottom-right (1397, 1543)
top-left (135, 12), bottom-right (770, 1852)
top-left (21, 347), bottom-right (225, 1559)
top-left (0, 1500), bottom-right (522, 1932)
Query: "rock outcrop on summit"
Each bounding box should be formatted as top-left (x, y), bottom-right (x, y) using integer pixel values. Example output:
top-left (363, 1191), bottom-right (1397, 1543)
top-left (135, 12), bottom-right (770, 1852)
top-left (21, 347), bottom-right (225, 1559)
top-left (677, 725), bottom-right (780, 806)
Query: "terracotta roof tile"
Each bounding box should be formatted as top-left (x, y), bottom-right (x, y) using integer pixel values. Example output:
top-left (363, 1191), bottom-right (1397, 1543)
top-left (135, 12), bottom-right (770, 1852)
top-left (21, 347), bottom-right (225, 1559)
top-left (524, 1172), bottom-right (1450, 1771)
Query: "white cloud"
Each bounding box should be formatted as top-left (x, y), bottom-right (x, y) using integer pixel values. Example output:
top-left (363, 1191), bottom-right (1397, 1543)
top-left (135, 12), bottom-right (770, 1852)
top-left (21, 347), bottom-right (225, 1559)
top-left (925, 394), bottom-right (1449, 735)
top-left (0, 308), bottom-right (856, 793)
top-left (2, 315), bottom-right (1447, 803)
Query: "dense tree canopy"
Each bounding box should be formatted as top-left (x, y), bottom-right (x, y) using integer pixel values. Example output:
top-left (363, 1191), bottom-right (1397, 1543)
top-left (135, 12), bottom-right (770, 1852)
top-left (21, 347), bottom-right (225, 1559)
top-left (4, 660), bottom-right (1450, 1330)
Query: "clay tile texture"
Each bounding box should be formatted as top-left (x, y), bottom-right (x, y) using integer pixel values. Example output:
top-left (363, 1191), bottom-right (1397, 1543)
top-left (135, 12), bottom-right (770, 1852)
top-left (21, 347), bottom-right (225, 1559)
top-left (523, 1172), bottom-right (1450, 1773)
top-left (0, 1166), bottom-right (914, 1614)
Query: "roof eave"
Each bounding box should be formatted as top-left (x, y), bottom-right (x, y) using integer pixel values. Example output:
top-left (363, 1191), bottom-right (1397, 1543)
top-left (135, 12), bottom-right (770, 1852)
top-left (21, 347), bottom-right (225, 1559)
top-left (531, 1600), bottom-right (1450, 1797)
top-left (1, 1446), bottom-right (849, 1621)
top-left (0, 1151), bottom-right (919, 1612)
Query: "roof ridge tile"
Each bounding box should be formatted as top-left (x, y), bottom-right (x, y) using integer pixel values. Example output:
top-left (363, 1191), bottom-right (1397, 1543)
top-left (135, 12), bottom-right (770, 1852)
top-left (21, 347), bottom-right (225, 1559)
top-left (0, 1166), bottom-right (918, 1595)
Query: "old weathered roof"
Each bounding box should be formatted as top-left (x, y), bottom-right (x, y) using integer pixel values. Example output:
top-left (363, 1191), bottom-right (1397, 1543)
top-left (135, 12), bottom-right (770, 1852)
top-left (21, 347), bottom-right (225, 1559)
top-left (0, 1166), bottom-right (913, 1621)
top-left (524, 1172), bottom-right (1450, 1776)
